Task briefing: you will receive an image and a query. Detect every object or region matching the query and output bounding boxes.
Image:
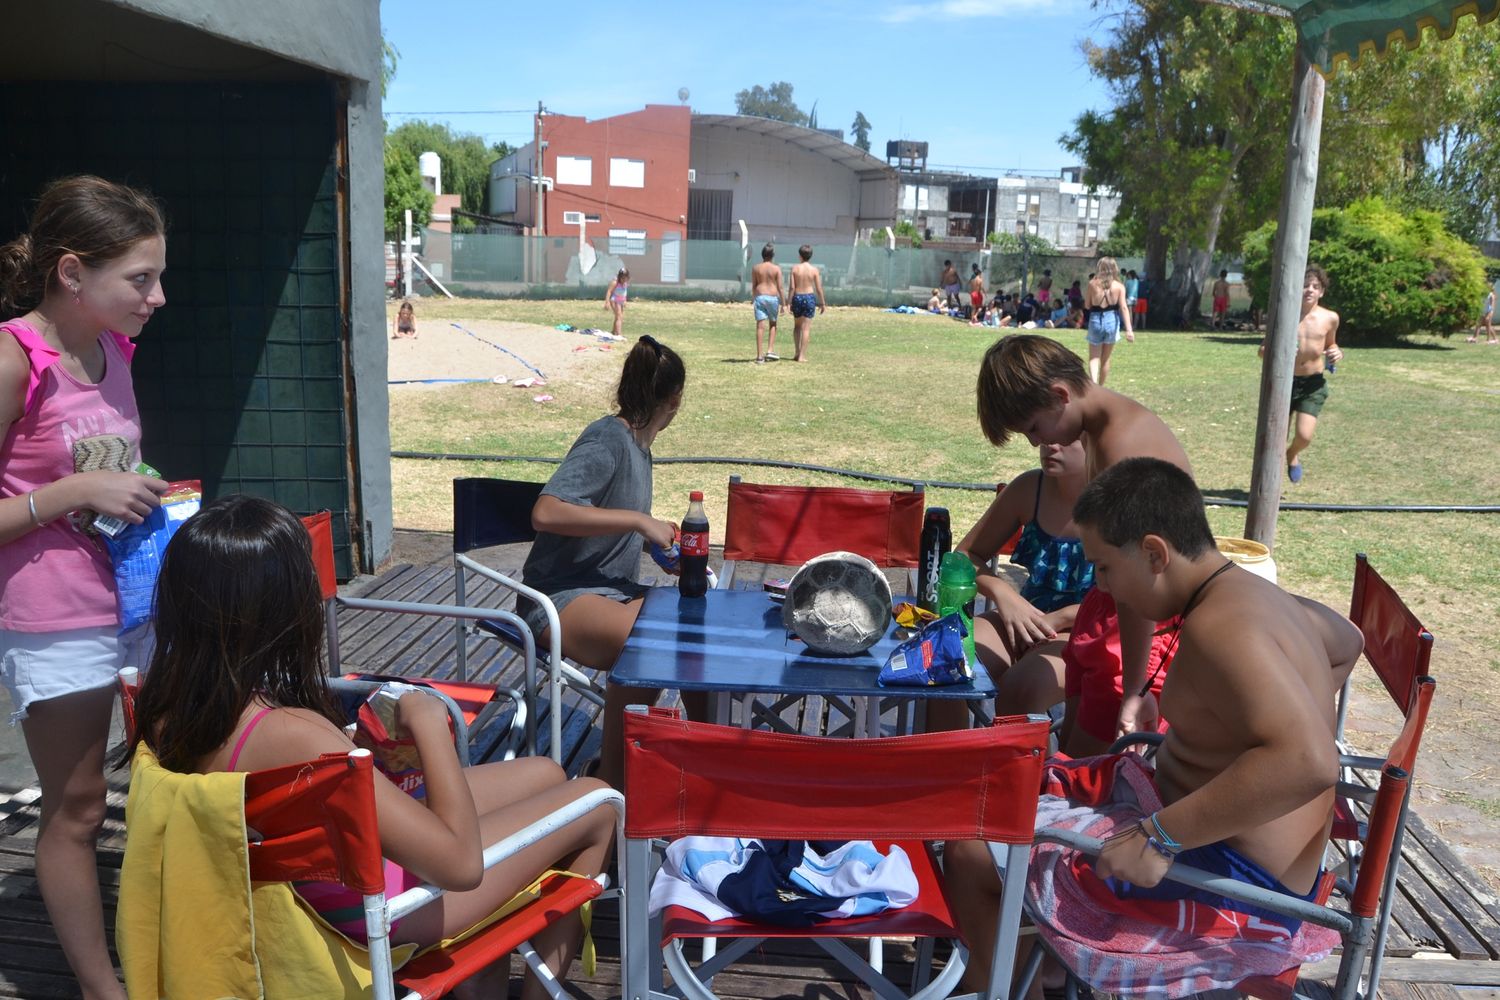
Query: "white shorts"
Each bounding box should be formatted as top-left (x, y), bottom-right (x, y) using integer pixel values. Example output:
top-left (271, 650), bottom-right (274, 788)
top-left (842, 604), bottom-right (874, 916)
top-left (0, 625), bottom-right (150, 724)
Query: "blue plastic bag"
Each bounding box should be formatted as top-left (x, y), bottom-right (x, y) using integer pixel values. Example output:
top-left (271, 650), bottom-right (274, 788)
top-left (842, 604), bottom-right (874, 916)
top-left (877, 612), bottom-right (973, 687)
top-left (104, 481), bottom-right (201, 635)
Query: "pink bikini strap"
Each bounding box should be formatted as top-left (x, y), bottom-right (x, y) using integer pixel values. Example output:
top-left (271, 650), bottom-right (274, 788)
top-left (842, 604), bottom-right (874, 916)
top-left (227, 707), bottom-right (276, 771)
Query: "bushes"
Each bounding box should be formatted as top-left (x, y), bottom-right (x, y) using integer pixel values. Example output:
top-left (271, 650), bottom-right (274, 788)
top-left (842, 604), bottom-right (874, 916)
top-left (1241, 197), bottom-right (1489, 340)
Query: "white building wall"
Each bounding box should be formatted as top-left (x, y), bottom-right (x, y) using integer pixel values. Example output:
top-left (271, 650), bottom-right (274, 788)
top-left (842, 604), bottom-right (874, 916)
top-left (690, 124), bottom-right (868, 243)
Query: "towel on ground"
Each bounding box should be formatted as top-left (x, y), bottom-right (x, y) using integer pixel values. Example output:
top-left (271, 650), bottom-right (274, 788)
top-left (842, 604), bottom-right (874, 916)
top-left (649, 838), bottom-right (918, 926)
top-left (1025, 752), bottom-right (1340, 998)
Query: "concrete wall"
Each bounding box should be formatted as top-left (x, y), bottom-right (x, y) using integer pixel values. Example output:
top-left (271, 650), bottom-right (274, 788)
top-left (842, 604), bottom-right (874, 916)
top-left (691, 123), bottom-right (875, 244)
top-left (102, 0), bottom-right (393, 571)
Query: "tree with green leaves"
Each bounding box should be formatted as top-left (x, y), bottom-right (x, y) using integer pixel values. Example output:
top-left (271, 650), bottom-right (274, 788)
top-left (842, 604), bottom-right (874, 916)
top-left (381, 37), bottom-right (399, 98)
top-left (385, 120), bottom-right (501, 231)
top-left (734, 82), bottom-right (808, 125)
top-left (850, 112), bottom-right (872, 152)
top-left (384, 142), bottom-right (433, 233)
top-left (1242, 197), bottom-right (1489, 340)
top-left (1064, 0), bottom-right (1294, 327)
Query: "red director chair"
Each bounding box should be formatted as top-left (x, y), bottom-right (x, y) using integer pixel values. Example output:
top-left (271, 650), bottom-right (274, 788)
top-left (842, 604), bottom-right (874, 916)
top-left (621, 706), bottom-right (1050, 1000)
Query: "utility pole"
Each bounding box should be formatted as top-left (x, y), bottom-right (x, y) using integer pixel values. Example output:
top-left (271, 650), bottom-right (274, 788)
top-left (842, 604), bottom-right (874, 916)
top-left (535, 101), bottom-right (546, 240)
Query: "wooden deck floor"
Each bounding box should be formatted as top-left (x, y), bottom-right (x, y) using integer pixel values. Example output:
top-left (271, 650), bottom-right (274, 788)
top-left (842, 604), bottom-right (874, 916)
top-left (2, 546), bottom-right (1499, 998)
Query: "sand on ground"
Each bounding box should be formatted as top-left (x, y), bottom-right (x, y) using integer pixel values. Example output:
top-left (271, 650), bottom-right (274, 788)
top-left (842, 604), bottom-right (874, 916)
top-left (386, 316), bottom-right (620, 387)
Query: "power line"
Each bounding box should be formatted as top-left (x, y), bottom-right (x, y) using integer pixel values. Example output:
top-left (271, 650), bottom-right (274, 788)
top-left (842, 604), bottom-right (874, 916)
top-left (384, 109), bottom-right (536, 116)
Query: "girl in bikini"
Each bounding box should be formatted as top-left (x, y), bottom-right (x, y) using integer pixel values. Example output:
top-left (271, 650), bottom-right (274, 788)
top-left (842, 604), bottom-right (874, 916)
top-left (926, 440), bottom-right (1093, 732)
top-left (129, 495), bottom-right (615, 1000)
top-left (604, 268), bottom-right (629, 338)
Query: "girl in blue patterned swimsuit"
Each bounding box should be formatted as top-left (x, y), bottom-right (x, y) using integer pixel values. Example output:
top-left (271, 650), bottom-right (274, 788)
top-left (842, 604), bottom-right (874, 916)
top-left (958, 441), bottom-right (1093, 718)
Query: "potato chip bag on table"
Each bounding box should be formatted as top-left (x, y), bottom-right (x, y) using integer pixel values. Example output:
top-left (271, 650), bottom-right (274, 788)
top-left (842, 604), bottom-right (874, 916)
top-left (878, 612), bottom-right (973, 687)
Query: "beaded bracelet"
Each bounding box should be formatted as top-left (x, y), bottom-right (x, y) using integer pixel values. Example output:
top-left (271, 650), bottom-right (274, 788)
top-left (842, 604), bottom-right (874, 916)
top-left (1147, 812), bottom-right (1183, 854)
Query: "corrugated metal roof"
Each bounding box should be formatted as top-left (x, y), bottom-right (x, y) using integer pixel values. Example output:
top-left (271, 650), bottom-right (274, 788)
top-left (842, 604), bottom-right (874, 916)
top-left (691, 114), bottom-right (895, 178)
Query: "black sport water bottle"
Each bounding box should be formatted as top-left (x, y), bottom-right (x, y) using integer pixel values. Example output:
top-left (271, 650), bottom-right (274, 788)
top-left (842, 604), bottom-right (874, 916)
top-left (678, 491), bottom-right (710, 598)
top-left (918, 507), bottom-right (951, 612)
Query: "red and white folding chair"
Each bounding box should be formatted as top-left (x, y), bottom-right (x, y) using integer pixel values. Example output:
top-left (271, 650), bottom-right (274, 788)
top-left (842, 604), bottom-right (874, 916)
top-left (302, 510), bottom-right (532, 762)
top-left (119, 742), bottom-right (622, 1000)
top-left (621, 706), bottom-right (1050, 1000)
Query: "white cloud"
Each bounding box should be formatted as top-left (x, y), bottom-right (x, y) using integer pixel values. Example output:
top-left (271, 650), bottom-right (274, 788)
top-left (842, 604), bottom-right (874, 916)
top-left (879, 0), bottom-right (1078, 23)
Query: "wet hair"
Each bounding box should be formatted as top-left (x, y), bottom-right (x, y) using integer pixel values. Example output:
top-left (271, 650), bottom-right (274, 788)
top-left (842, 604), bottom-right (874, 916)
top-left (616, 334), bottom-right (685, 428)
top-left (761, 243), bottom-right (775, 261)
top-left (129, 495), bottom-right (339, 773)
top-left (1073, 458), bottom-right (1214, 559)
top-left (798, 244), bottom-right (812, 261)
top-left (0, 175), bottom-right (165, 318)
top-left (976, 334), bottom-right (1088, 447)
top-left (1304, 264), bottom-right (1329, 291)
top-left (617, 268), bottom-right (630, 281)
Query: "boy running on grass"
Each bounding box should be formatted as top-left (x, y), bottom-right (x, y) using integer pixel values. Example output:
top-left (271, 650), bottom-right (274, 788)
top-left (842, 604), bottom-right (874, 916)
top-left (946, 458), bottom-right (1363, 997)
top-left (1258, 265), bottom-right (1341, 484)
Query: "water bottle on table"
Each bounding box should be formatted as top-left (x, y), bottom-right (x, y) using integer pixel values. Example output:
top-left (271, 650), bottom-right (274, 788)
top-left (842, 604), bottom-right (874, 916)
top-left (918, 508), bottom-right (951, 613)
top-left (937, 551), bottom-right (979, 668)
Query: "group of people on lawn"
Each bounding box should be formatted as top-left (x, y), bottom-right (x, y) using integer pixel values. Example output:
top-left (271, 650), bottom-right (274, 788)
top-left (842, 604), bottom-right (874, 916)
top-left (0, 171), bottom-right (1353, 998)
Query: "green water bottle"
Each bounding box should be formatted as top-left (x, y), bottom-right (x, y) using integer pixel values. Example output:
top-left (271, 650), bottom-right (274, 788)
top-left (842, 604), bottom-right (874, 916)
top-left (937, 551), bottom-right (979, 667)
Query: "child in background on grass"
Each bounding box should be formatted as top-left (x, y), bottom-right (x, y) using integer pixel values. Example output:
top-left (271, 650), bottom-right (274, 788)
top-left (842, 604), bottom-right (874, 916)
top-left (128, 495), bottom-right (616, 1000)
top-left (393, 300), bottom-right (417, 339)
top-left (604, 269), bottom-right (629, 338)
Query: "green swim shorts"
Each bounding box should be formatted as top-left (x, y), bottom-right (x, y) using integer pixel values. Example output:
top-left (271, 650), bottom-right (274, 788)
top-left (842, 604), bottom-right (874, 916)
top-left (1289, 373), bottom-right (1329, 417)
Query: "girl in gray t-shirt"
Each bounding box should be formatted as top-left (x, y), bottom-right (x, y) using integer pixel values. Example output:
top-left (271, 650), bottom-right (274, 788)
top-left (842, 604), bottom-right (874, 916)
top-left (520, 335), bottom-right (686, 787)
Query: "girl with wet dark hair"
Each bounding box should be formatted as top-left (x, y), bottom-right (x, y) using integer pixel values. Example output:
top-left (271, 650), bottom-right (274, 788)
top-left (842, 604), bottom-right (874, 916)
top-left (522, 335), bottom-right (688, 788)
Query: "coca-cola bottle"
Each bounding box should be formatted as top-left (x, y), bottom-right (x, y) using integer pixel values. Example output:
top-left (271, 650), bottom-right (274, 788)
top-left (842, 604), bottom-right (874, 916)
top-left (678, 491), bottom-right (710, 598)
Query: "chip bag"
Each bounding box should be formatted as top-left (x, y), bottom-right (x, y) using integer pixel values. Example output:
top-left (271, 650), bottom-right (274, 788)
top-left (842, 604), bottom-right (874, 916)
top-left (878, 612), bottom-right (973, 687)
top-left (104, 480), bottom-right (201, 635)
top-left (353, 681), bottom-right (453, 800)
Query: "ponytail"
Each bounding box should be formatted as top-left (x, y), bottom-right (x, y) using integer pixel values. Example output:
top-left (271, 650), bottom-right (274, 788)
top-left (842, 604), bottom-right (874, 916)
top-left (0, 235), bottom-right (39, 319)
top-left (615, 335), bottom-right (685, 428)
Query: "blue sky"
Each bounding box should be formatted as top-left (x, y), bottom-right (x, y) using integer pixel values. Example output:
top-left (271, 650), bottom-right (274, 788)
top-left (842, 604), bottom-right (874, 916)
top-left (379, 0), bottom-right (1116, 176)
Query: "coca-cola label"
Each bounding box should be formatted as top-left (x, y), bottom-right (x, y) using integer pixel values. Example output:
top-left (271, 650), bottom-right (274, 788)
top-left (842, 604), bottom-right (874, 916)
top-left (680, 530), bottom-right (709, 557)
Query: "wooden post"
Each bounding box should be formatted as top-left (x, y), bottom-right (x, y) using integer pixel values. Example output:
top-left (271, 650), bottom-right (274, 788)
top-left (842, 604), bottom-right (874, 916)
top-left (1244, 50), bottom-right (1325, 548)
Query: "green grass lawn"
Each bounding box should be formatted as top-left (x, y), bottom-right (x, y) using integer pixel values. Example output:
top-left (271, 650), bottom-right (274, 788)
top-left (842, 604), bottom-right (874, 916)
top-left (389, 297), bottom-right (1500, 681)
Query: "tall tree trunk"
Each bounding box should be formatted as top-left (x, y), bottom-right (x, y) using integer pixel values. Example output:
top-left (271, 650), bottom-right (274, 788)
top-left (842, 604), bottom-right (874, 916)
top-left (1149, 147), bottom-right (1242, 328)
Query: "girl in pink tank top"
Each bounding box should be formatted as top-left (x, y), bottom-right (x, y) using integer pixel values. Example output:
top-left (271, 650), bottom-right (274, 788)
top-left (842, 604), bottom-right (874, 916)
top-left (131, 495), bottom-right (616, 995)
top-left (0, 177), bottom-right (169, 1000)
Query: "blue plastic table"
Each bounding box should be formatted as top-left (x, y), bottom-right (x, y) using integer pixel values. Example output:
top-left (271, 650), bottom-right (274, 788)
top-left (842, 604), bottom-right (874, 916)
top-left (610, 588), bottom-right (995, 734)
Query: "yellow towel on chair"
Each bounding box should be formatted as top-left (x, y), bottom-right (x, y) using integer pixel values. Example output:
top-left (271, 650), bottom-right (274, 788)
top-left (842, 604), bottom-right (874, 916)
top-left (117, 745), bottom-right (415, 999)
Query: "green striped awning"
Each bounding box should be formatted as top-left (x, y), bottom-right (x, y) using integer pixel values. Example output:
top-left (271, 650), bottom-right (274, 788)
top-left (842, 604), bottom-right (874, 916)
top-left (1223, 0), bottom-right (1500, 73)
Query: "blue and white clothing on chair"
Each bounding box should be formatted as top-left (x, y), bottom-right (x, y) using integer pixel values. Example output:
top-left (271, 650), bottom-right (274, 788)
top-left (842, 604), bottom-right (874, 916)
top-left (649, 837), bottom-right (918, 927)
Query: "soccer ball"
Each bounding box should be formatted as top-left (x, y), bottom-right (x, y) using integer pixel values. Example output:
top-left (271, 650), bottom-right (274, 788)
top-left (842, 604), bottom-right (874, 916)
top-left (782, 551), bottom-right (893, 655)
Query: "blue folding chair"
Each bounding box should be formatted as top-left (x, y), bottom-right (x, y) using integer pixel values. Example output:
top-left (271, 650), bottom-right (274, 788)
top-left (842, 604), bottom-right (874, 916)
top-left (452, 477), bottom-right (607, 763)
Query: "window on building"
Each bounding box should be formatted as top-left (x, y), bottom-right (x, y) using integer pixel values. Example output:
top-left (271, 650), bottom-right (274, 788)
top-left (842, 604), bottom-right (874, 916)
top-left (1076, 224), bottom-right (1088, 246)
top-left (1015, 220), bottom-right (1026, 236)
top-left (1090, 198), bottom-right (1101, 219)
top-left (609, 228), bottom-right (647, 255)
top-left (1029, 194), bottom-right (1040, 205)
top-left (585, 214), bottom-right (600, 223)
top-left (1016, 194), bottom-right (1027, 213)
top-left (1077, 199), bottom-right (1088, 219)
top-left (556, 156), bottom-right (592, 186)
top-left (610, 158), bottom-right (646, 188)
top-left (562, 211), bottom-right (584, 225)
top-left (1087, 226), bottom-right (1098, 242)
top-left (1028, 221), bottom-right (1038, 234)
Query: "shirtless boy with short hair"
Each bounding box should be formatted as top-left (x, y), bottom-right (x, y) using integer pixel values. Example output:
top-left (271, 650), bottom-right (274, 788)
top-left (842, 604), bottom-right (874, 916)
top-left (789, 245), bottom-right (826, 363)
top-left (941, 259), bottom-right (961, 308)
top-left (1211, 270), bottom-right (1231, 329)
top-left (945, 457), bottom-right (1362, 995)
top-left (1259, 265), bottom-right (1342, 484)
top-left (969, 263), bottom-right (987, 315)
top-left (928, 335), bottom-right (1191, 740)
top-left (750, 244), bottom-right (784, 364)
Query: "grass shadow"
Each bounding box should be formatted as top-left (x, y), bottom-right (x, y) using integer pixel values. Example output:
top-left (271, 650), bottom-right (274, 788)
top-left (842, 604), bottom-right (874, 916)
top-left (1200, 486), bottom-right (1251, 503)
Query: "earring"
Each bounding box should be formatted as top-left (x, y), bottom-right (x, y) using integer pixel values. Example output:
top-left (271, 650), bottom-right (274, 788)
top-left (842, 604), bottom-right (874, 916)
top-left (71, 283), bottom-right (80, 305)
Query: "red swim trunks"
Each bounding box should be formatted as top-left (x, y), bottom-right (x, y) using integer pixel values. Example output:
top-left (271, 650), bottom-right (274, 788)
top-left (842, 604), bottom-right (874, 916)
top-left (1213, 296), bottom-right (1229, 314)
top-left (1062, 586), bottom-right (1176, 743)
top-left (971, 289), bottom-right (984, 309)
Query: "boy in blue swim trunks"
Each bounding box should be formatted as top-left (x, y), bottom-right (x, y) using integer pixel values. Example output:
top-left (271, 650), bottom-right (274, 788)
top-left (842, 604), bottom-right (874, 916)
top-left (750, 243), bottom-right (784, 363)
top-left (789, 244), bottom-right (825, 362)
top-left (946, 458), bottom-right (1363, 992)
